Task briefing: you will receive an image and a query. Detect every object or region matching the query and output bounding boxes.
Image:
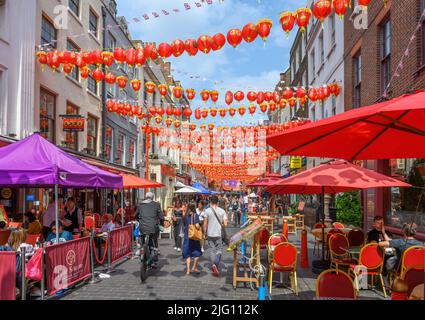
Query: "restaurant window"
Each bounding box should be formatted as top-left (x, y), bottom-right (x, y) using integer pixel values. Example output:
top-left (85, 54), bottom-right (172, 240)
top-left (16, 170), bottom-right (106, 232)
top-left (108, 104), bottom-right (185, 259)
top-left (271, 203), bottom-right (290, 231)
top-left (116, 134), bottom-right (125, 165)
top-left (353, 52), bottom-right (362, 108)
top-left (388, 158), bottom-right (425, 234)
top-left (41, 15), bottom-right (57, 49)
top-left (105, 126), bottom-right (113, 162)
top-left (87, 71), bottom-right (98, 95)
top-left (381, 17), bottom-right (391, 94)
top-left (66, 39), bottom-right (80, 82)
top-left (128, 139), bottom-right (135, 168)
top-left (65, 103), bottom-right (79, 150)
top-left (329, 12), bottom-right (336, 47)
top-left (68, 0), bottom-right (79, 17)
top-left (87, 114), bottom-right (97, 156)
top-left (40, 88), bottom-right (56, 143)
top-left (89, 8), bottom-right (98, 38)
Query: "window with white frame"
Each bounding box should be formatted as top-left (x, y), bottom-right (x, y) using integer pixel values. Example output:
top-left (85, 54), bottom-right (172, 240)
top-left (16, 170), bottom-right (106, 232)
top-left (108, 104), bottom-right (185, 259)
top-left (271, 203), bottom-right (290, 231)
top-left (68, 0), bottom-right (80, 17)
top-left (310, 49), bottom-right (316, 78)
top-left (329, 12), bottom-right (336, 47)
top-left (319, 32), bottom-right (324, 66)
top-left (41, 15), bottom-right (57, 49)
top-left (105, 126), bottom-right (113, 162)
top-left (116, 133), bottom-right (125, 165)
top-left (67, 39), bottom-right (80, 82)
top-left (89, 8), bottom-right (98, 38)
top-left (381, 17), bottom-right (391, 94)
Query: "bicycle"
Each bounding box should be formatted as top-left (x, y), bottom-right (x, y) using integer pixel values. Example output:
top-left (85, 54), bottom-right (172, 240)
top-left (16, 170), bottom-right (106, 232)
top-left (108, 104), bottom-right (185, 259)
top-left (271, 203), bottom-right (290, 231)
top-left (139, 233), bottom-right (158, 282)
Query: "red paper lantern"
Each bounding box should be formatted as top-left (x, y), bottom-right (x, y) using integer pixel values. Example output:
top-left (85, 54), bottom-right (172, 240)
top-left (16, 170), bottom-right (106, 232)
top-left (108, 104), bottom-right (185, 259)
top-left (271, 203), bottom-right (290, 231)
top-left (234, 91), bottom-right (245, 103)
top-left (80, 66), bottom-right (90, 79)
top-left (158, 84), bottom-right (168, 97)
top-left (197, 35), bottom-right (212, 54)
top-left (333, 84), bottom-right (341, 97)
top-left (308, 88), bottom-right (318, 101)
top-left (358, 0), bottom-right (372, 9)
top-left (248, 105), bottom-right (257, 115)
top-left (189, 123), bottom-right (197, 131)
top-left (130, 79), bottom-right (141, 91)
top-left (269, 102), bottom-right (277, 112)
top-left (247, 91), bottom-right (257, 103)
top-left (145, 81), bottom-right (156, 94)
top-left (185, 39), bottom-right (198, 56)
top-left (165, 118), bottom-right (173, 127)
top-left (201, 108), bottom-right (209, 119)
top-left (113, 48), bottom-right (126, 64)
top-left (173, 86), bottom-right (183, 100)
top-left (47, 51), bottom-right (61, 70)
top-left (295, 8), bottom-right (312, 33)
top-left (279, 12), bottom-right (296, 35)
top-left (273, 91), bottom-right (281, 103)
top-left (296, 87), bottom-right (307, 99)
top-left (36, 51), bottom-right (48, 68)
top-left (227, 29), bottom-right (243, 48)
top-left (242, 23), bottom-right (258, 43)
top-left (238, 106), bottom-right (246, 116)
top-left (279, 99), bottom-right (287, 110)
top-left (219, 108), bottom-right (226, 118)
top-left (212, 33), bottom-right (226, 50)
top-left (299, 96), bottom-right (308, 107)
top-left (210, 90), bottom-right (219, 103)
top-left (260, 103), bottom-right (268, 113)
top-left (82, 51), bottom-right (94, 65)
top-left (91, 50), bottom-right (103, 66)
top-left (282, 87), bottom-right (293, 100)
top-left (313, 0), bottom-right (332, 23)
top-left (264, 91), bottom-right (273, 102)
top-left (183, 108), bottom-right (192, 117)
top-left (225, 91), bottom-right (233, 106)
top-left (186, 89), bottom-right (196, 101)
top-left (144, 43), bottom-right (158, 60)
top-left (288, 97), bottom-right (297, 108)
top-left (174, 108), bottom-right (182, 117)
top-left (256, 19), bottom-right (273, 41)
top-left (126, 48), bottom-right (136, 66)
top-left (105, 72), bottom-right (116, 85)
top-left (229, 107), bottom-right (236, 117)
top-left (62, 63), bottom-right (73, 75)
top-left (166, 107), bottom-right (174, 116)
top-left (317, 87), bottom-right (325, 101)
top-left (115, 76), bottom-right (127, 89)
top-left (172, 39), bottom-right (185, 57)
top-left (155, 116), bottom-right (162, 124)
top-left (200, 90), bottom-right (210, 102)
top-left (208, 123), bottom-right (215, 131)
top-left (92, 68), bottom-right (104, 82)
top-left (333, 0), bottom-right (347, 18)
top-left (156, 106), bottom-right (165, 116)
top-left (135, 48), bottom-right (146, 67)
top-left (158, 42), bottom-right (173, 58)
top-left (149, 106), bottom-right (157, 116)
top-left (256, 91), bottom-right (265, 104)
top-left (194, 109), bottom-right (201, 120)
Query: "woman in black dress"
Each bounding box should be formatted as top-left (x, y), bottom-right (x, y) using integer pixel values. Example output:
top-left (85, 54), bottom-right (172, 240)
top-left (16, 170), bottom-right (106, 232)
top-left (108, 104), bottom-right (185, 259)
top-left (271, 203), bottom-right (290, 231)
top-left (172, 199), bottom-right (184, 251)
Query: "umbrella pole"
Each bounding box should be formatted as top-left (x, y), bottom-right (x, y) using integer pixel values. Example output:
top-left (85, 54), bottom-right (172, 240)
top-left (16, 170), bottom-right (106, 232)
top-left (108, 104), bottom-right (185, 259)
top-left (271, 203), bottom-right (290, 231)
top-left (121, 189), bottom-right (124, 227)
top-left (321, 186), bottom-right (326, 261)
top-left (55, 184), bottom-right (59, 244)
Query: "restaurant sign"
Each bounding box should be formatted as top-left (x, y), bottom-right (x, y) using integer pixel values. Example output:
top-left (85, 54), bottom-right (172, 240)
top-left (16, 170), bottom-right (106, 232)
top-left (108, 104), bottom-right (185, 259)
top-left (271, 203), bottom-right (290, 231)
top-left (161, 164), bottom-right (176, 177)
top-left (60, 115), bottom-right (85, 132)
top-left (290, 156), bottom-right (302, 169)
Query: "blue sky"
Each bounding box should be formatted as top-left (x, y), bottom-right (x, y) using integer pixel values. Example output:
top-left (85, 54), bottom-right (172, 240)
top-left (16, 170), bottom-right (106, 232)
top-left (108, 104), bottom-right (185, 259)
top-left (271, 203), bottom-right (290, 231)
top-left (117, 0), bottom-right (306, 127)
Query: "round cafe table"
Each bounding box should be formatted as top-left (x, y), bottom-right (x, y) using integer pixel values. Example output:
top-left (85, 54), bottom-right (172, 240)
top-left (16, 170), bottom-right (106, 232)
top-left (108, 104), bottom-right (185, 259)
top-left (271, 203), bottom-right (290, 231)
top-left (311, 227), bottom-right (352, 238)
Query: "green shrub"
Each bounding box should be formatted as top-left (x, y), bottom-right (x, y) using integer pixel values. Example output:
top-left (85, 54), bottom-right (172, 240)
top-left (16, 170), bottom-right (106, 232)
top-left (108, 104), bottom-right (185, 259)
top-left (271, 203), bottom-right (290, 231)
top-left (336, 191), bottom-right (361, 227)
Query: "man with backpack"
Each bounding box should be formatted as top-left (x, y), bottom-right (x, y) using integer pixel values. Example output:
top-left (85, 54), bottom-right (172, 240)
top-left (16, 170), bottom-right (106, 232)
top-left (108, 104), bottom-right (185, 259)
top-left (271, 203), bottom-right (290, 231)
top-left (203, 195), bottom-right (228, 277)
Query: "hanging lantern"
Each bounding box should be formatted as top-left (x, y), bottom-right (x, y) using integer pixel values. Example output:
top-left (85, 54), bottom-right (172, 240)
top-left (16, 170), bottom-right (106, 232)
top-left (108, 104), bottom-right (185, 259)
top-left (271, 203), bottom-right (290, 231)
top-left (299, 96), bottom-right (308, 107)
top-left (189, 123), bottom-right (197, 131)
top-left (308, 88), bottom-right (318, 101)
top-left (82, 51), bottom-right (94, 65)
top-left (210, 90), bottom-right (219, 103)
top-left (264, 91), bottom-right (272, 102)
top-left (183, 108), bottom-right (192, 117)
top-left (219, 108), bottom-right (227, 118)
top-left (201, 108), bottom-right (209, 119)
top-left (172, 39), bottom-right (185, 57)
top-left (155, 116), bottom-right (162, 124)
top-left (158, 42), bottom-right (173, 58)
top-left (145, 81), bottom-right (156, 94)
top-left (242, 23), bottom-right (258, 43)
top-left (234, 91), bottom-right (245, 103)
top-left (358, 0), bottom-right (372, 10)
top-left (229, 107), bottom-right (236, 117)
top-left (80, 66), bottom-right (90, 79)
top-left (91, 50), bottom-right (103, 66)
top-left (323, 85), bottom-right (331, 99)
top-left (260, 103), bottom-right (268, 113)
top-left (174, 108), bottom-right (182, 117)
top-left (165, 118), bottom-right (173, 127)
top-left (174, 120), bottom-right (181, 129)
top-left (273, 91), bottom-right (281, 104)
top-left (200, 90), bottom-right (210, 103)
top-left (333, 0), bottom-right (347, 18)
top-left (238, 106), bottom-right (246, 116)
top-left (333, 84), bottom-right (341, 97)
top-left (149, 106), bottom-right (157, 116)
top-left (279, 12), bottom-right (296, 35)
top-left (288, 97), bottom-right (297, 108)
top-left (185, 39), bottom-right (199, 56)
top-left (248, 105), bottom-right (256, 115)
top-left (130, 79), bottom-right (141, 91)
top-left (225, 91), bottom-right (234, 106)
top-left (212, 33), bottom-right (226, 50)
top-left (195, 109), bottom-right (201, 120)
top-left (269, 102), bottom-right (277, 112)
top-left (296, 87), bottom-right (307, 99)
top-left (166, 106), bottom-right (174, 117)
top-left (158, 84), bottom-right (168, 98)
top-left (295, 8), bottom-right (312, 33)
top-left (114, 75), bottom-right (127, 89)
top-left (282, 87), bottom-right (293, 100)
top-left (58, 51), bottom-right (71, 65)
top-left (256, 19), bottom-right (273, 42)
top-left (36, 51), bottom-right (48, 70)
top-left (210, 107), bottom-right (218, 117)
top-left (279, 99), bottom-right (287, 110)
top-left (47, 51), bottom-right (61, 71)
top-left (126, 48), bottom-right (137, 67)
top-left (92, 68), bottom-right (104, 82)
top-left (113, 48), bottom-right (126, 64)
top-left (313, 0), bottom-right (332, 24)
top-left (62, 63), bottom-right (74, 75)
top-left (173, 86), bottom-right (183, 100)
top-left (227, 28), bottom-right (243, 48)
top-left (256, 91), bottom-right (265, 104)
top-left (186, 88), bottom-right (196, 101)
top-left (144, 43), bottom-right (158, 60)
top-left (105, 72), bottom-right (116, 85)
top-left (247, 91), bottom-right (257, 103)
top-left (197, 35), bottom-right (212, 54)
top-left (135, 48), bottom-right (146, 67)
top-left (317, 87), bottom-right (325, 101)
top-left (156, 106), bottom-right (165, 116)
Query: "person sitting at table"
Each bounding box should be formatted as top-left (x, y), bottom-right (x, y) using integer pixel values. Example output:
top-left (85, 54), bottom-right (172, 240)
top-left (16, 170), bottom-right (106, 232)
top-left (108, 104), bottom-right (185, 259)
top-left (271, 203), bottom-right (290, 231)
top-left (46, 221), bottom-right (74, 244)
top-left (98, 214), bottom-right (115, 235)
top-left (0, 220), bottom-right (6, 230)
top-left (378, 223), bottom-right (422, 273)
top-left (63, 197), bottom-right (82, 234)
top-left (367, 216), bottom-right (392, 243)
top-left (25, 211), bottom-right (43, 235)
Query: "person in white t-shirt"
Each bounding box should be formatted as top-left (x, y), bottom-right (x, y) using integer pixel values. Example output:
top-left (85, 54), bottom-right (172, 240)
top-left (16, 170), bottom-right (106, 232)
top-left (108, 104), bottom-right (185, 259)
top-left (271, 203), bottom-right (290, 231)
top-left (203, 195), bottom-right (228, 277)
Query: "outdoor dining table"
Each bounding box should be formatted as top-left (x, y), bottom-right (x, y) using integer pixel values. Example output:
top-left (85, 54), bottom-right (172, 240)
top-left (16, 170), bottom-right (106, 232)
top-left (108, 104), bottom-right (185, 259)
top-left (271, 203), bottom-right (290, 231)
top-left (311, 227), bottom-right (352, 238)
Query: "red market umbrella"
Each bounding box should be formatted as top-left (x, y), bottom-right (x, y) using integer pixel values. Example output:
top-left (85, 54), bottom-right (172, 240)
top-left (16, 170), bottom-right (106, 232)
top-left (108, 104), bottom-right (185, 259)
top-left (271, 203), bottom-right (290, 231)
top-left (121, 174), bottom-right (164, 189)
top-left (266, 91), bottom-right (425, 160)
top-left (247, 173), bottom-right (283, 187)
top-left (266, 160), bottom-right (410, 265)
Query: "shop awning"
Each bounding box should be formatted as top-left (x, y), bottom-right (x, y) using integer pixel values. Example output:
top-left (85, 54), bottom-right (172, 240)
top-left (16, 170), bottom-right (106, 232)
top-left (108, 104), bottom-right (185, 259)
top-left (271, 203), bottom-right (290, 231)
top-left (121, 174), bottom-right (164, 189)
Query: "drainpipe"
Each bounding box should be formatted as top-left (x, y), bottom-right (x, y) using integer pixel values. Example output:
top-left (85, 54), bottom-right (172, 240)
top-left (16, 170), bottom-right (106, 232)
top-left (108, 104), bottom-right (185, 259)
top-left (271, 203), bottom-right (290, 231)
top-left (101, 7), bottom-right (108, 212)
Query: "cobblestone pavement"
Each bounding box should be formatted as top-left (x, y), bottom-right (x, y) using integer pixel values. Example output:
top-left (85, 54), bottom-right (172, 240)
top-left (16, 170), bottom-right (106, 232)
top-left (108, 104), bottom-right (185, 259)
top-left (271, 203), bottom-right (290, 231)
top-left (54, 226), bottom-right (388, 300)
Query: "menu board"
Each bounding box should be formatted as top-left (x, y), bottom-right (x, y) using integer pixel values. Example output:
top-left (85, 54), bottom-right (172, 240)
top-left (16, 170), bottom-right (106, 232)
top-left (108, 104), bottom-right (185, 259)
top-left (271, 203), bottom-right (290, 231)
top-left (227, 218), bottom-right (265, 252)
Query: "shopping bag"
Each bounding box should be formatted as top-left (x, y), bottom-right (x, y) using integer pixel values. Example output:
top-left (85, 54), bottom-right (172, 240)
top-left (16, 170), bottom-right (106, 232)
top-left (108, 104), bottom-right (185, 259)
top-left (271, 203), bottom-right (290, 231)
top-left (25, 248), bottom-right (43, 281)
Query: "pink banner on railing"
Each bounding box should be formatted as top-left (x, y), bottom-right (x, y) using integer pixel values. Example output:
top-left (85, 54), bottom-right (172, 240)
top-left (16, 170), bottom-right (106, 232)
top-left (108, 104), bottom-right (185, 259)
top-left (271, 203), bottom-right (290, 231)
top-left (109, 226), bottom-right (132, 264)
top-left (44, 237), bottom-right (91, 296)
top-left (0, 252), bottom-right (16, 300)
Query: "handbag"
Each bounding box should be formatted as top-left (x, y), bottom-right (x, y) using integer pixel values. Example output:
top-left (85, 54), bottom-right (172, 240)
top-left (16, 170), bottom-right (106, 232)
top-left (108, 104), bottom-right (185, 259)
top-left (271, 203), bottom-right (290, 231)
top-left (26, 248), bottom-right (43, 281)
top-left (211, 207), bottom-right (229, 246)
top-left (188, 214), bottom-right (203, 241)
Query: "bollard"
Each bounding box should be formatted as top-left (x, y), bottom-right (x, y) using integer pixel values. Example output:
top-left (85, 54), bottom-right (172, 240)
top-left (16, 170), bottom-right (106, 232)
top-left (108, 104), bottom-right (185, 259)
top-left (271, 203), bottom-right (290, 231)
top-left (21, 247), bottom-right (26, 300)
top-left (88, 232), bottom-right (98, 284)
top-left (300, 229), bottom-right (309, 269)
top-left (106, 230), bottom-right (116, 274)
top-left (283, 219), bottom-right (288, 240)
top-left (391, 278), bottom-right (409, 300)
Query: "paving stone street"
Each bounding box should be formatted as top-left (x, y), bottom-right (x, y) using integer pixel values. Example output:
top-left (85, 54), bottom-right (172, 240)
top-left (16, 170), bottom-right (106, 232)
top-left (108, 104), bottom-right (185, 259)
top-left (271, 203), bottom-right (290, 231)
top-left (53, 226), bottom-right (388, 300)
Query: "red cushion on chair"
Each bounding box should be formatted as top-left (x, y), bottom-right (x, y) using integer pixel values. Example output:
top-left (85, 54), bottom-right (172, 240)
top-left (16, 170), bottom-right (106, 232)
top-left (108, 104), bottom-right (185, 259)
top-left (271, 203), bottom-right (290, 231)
top-left (403, 246), bottom-right (425, 271)
top-left (347, 228), bottom-right (365, 247)
top-left (271, 262), bottom-right (295, 272)
top-left (317, 270), bottom-right (355, 299)
top-left (359, 244), bottom-right (384, 270)
top-left (259, 229), bottom-right (270, 247)
top-left (272, 242), bottom-right (297, 271)
top-left (329, 234), bottom-right (349, 255)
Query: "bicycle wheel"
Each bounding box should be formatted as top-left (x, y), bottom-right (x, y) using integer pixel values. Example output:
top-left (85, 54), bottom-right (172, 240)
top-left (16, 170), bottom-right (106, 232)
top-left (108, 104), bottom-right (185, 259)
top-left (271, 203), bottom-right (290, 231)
top-left (140, 247), bottom-right (149, 282)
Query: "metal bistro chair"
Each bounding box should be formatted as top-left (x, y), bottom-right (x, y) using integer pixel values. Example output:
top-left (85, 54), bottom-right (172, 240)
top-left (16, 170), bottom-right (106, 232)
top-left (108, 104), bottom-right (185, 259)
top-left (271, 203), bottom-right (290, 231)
top-left (329, 233), bottom-right (357, 272)
top-left (268, 242), bottom-right (298, 295)
top-left (316, 269), bottom-right (357, 299)
top-left (402, 266), bottom-right (425, 297)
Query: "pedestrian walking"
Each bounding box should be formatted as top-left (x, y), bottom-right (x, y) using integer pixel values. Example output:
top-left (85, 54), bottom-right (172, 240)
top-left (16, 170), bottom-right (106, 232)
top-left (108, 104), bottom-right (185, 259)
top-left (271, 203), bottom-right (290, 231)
top-left (182, 202), bottom-right (202, 275)
top-left (203, 195), bottom-right (228, 277)
top-left (197, 200), bottom-right (206, 253)
top-left (172, 199), bottom-right (184, 252)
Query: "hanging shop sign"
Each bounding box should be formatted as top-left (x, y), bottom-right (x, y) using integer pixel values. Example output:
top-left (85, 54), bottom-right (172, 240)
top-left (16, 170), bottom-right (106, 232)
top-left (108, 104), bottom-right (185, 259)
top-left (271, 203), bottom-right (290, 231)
top-left (290, 156), bottom-right (302, 169)
top-left (60, 115), bottom-right (85, 132)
